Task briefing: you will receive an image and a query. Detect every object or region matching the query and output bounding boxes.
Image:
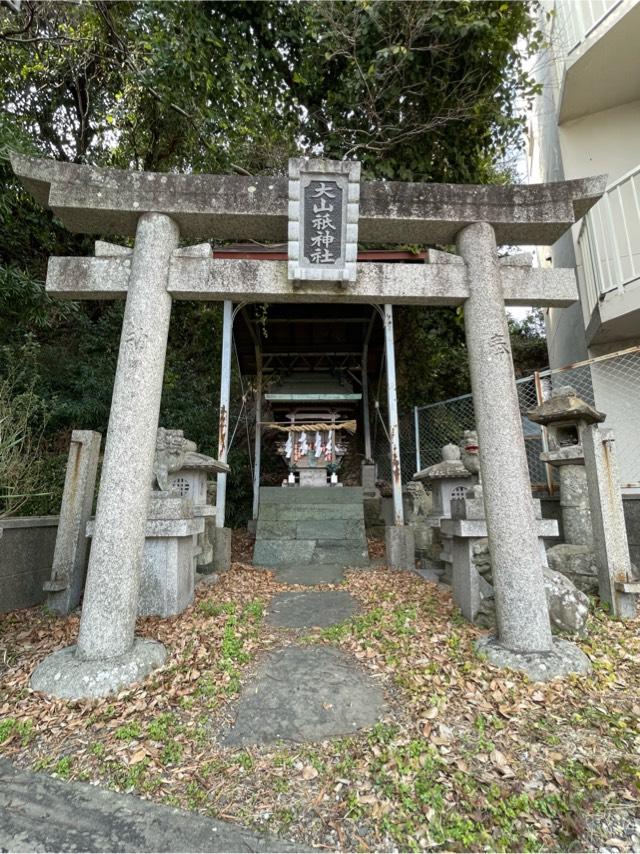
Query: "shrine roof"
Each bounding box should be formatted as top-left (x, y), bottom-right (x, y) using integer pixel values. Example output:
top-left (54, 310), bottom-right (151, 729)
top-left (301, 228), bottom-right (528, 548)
top-left (11, 153), bottom-right (606, 246)
top-left (264, 371), bottom-right (362, 404)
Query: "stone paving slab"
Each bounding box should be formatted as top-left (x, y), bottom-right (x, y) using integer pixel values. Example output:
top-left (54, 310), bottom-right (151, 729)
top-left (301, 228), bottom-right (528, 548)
top-left (220, 646), bottom-right (384, 747)
top-left (258, 504), bottom-right (364, 521)
top-left (266, 590), bottom-right (358, 629)
top-left (253, 539), bottom-right (316, 566)
top-left (0, 759), bottom-right (303, 853)
top-left (259, 487), bottom-right (363, 505)
top-left (270, 563), bottom-right (347, 585)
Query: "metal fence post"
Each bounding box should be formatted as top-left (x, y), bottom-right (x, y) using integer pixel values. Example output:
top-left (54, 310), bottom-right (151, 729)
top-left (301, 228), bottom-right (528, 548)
top-left (383, 304), bottom-right (404, 526)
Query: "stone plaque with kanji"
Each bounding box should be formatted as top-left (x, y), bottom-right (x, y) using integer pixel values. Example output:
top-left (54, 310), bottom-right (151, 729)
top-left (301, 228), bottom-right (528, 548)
top-left (288, 158), bottom-right (360, 283)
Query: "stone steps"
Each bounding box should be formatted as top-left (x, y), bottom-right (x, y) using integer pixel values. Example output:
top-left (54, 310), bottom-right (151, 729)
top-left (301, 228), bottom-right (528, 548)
top-left (253, 487), bottom-right (369, 568)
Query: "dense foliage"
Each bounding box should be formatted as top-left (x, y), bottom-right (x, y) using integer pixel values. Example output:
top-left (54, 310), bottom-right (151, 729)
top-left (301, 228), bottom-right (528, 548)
top-left (0, 0), bottom-right (546, 519)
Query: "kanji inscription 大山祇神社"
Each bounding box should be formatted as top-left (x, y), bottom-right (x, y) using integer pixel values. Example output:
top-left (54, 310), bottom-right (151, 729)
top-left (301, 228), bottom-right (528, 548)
top-left (288, 158), bottom-right (360, 283)
top-left (305, 180), bottom-right (343, 265)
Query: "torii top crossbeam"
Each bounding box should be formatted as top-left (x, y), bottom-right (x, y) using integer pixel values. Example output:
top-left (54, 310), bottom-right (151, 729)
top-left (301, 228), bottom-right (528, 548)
top-left (11, 153), bottom-right (605, 246)
top-left (11, 154), bottom-right (605, 309)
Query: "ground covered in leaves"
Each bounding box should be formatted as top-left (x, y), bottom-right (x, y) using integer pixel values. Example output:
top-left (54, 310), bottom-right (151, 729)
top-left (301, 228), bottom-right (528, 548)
top-left (2, 556), bottom-right (640, 852)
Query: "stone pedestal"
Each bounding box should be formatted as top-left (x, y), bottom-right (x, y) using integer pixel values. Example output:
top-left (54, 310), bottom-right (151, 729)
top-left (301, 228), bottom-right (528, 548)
top-left (413, 444), bottom-right (475, 581)
top-left (86, 494), bottom-right (204, 618)
top-left (212, 526), bottom-right (233, 572)
top-left (385, 525), bottom-right (415, 570)
top-left (140, 493), bottom-right (201, 617)
top-left (299, 468), bottom-right (328, 487)
top-left (139, 519), bottom-right (202, 616)
top-left (30, 639), bottom-right (167, 700)
top-left (443, 491), bottom-right (557, 623)
top-left (558, 464), bottom-right (592, 546)
top-left (44, 430), bottom-right (101, 615)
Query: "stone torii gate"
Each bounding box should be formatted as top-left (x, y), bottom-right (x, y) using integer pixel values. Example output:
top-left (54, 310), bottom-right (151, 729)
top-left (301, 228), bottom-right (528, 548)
top-left (11, 153), bottom-right (605, 697)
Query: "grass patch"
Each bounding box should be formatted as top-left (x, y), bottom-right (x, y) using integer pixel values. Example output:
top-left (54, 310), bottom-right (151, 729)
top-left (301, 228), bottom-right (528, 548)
top-left (0, 717), bottom-right (33, 746)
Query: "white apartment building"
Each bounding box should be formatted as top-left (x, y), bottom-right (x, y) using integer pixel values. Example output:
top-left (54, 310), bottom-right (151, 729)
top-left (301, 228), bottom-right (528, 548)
top-left (528, 0), bottom-right (640, 494)
top-left (529, 0), bottom-right (640, 365)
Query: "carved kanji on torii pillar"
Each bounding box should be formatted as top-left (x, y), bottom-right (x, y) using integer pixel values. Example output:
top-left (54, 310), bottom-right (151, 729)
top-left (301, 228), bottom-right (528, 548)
top-left (11, 152), bottom-right (606, 696)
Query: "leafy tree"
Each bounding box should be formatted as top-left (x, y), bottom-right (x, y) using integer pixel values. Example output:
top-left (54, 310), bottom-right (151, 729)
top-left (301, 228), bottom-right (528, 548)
top-left (297, 0), bottom-right (542, 183)
top-left (0, 366), bottom-right (48, 517)
top-left (508, 309), bottom-right (549, 378)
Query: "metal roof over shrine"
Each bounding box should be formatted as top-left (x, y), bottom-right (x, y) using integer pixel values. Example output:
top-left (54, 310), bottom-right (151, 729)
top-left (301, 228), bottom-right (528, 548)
top-left (229, 245), bottom-right (425, 379)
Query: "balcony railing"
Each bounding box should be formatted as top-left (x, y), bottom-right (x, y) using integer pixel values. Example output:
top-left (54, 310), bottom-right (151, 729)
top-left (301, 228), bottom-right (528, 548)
top-left (553, 0), bottom-right (622, 53)
top-left (577, 163), bottom-right (640, 317)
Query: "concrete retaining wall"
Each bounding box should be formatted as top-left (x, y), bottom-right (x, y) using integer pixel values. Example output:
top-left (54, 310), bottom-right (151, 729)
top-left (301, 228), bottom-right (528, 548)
top-left (0, 517), bottom-right (59, 613)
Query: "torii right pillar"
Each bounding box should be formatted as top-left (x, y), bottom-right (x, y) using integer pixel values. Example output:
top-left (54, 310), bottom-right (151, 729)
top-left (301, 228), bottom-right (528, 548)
top-left (457, 222), bottom-right (591, 681)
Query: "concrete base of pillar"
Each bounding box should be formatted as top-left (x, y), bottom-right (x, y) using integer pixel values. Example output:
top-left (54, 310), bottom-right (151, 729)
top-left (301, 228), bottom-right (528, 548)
top-left (385, 526), bottom-right (415, 570)
top-left (475, 635), bottom-right (591, 683)
top-left (612, 583), bottom-right (638, 619)
top-left (30, 638), bottom-right (167, 700)
top-left (247, 519), bottom-right (257, 536)
top-left (361, 462), bottom-right (378, 491)
top-left (212, 527), bottom-right (232, 572)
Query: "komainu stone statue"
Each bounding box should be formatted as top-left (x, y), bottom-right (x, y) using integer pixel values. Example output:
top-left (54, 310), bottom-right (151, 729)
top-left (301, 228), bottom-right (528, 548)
top-left (404, 481), bottom-right (431, 524)
top-left (460, 430), bottom-right (481, 479)
top-left (153, 429), bottom-right (197, 491)
top-left (153, 428), bottom-right (221, 493)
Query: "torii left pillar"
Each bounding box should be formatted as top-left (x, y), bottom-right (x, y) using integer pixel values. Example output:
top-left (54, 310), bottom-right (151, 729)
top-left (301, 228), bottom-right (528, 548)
top-left (31, 213), bottom-right (178, 698)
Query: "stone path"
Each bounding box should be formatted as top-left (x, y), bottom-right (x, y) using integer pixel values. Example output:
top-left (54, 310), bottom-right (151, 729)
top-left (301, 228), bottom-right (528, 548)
top-left (266, 590), bottom-right (358, 628)
top-left (0, 759), bottom-right (302, 853)
top-left (220, 646), bottom-right (384, 747)
top-left (221, 567), bottom-right (384, 747)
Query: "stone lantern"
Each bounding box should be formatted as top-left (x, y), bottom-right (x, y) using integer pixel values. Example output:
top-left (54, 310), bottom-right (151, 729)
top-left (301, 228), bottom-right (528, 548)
top-left (166, 450), bottom-right (219, 571)
top-left (413, 443), bottom-right (476, 580)
top-left (529, 386), bottom-right (638, 619)
top-left (527, 386), bottom-right (602, 592)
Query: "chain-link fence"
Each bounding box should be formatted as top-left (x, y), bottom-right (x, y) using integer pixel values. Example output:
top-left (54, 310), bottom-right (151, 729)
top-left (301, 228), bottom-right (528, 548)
top-left (372, 408), bottom-right (417, 485)
top-left (376, 345), bottom-right (640, 492)
top-left (412, 376), bottom-right (549, 491)
top-left (543, 346), bottom-right (640, 489)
